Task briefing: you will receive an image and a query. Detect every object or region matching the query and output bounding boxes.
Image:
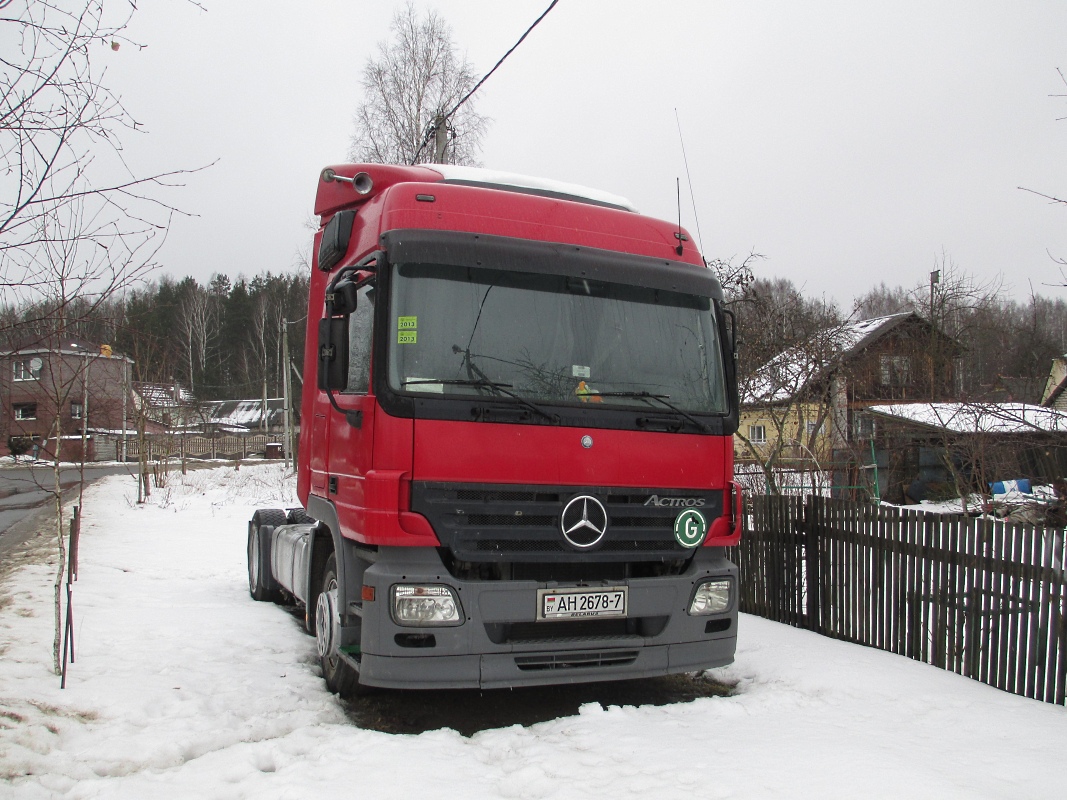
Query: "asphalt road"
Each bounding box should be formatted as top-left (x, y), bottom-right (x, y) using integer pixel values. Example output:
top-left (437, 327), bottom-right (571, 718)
top-left (0, 463), bottom-right (137, 566)
top-left (0, 464), bottom-right (133, 532)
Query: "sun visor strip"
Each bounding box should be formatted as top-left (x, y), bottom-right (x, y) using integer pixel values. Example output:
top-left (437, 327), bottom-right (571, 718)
top-left (379, 229), bottom-right (724, 300)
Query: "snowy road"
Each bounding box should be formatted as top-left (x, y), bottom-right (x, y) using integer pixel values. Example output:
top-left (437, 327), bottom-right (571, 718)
top-left (1, 464), bottom-right (1064, 799)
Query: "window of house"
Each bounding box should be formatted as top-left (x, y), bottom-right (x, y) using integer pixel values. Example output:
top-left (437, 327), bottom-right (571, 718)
top-left (806, 420), bottom-right (823, 438)
top-left (13, 359), bottom-right (42, 381)
top-left (879, 354), bottom-right (911, 387)
top-left (853, 415), bottom-right (876, 440)
top-left (14, 403), bottom-right (37, 420)
top-left (71, 402), bottom-right (83, 420)
top-left (748, 424), bottom-right (767, 444)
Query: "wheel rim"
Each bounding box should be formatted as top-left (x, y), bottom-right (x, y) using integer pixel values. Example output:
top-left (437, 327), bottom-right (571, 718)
top-left (249, 529), bottom-right (260, 591)
top-left (315, 577), bottom-right (338, 660)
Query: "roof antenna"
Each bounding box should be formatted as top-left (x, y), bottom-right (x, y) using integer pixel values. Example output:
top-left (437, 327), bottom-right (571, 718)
top-left (674, 178), bottom-right (686, 256)
top-left (674, 108), bottom-right (704, 260)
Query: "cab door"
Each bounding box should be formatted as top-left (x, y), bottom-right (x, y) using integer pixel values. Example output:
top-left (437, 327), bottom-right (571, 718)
top-left (326, 284), bottom-right (376, 536)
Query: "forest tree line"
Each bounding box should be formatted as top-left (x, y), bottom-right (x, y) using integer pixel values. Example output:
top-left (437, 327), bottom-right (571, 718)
top-left (2, 271), bottom-right (309, 403)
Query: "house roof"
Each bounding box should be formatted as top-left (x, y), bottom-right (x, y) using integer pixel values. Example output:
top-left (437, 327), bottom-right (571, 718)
top-left (743, 312), bottom-right (917, 405)
top-left (204, 398), bottom-right (287, 428)
top-left (1, 337), bottom-right (131, 362)
top-left (132, 382), bottom-right (196, 407)
top-left (867, 402), bottom-right (1067, 435)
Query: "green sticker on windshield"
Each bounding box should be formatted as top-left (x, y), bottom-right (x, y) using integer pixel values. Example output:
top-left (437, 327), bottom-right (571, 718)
top-left (398, 330), bottom-right (417, 344)
top-left (398, 316), bottom-right (417, 330)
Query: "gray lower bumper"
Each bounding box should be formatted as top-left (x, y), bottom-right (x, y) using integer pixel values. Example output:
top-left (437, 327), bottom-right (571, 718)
top-left (350, 545), bottom-right (737, 690)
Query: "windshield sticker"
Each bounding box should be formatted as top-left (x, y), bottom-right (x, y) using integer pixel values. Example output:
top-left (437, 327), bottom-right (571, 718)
top-left (397, 315), bottom-right (417, 344)
top-left (572, 365), bottom-right (591, 378)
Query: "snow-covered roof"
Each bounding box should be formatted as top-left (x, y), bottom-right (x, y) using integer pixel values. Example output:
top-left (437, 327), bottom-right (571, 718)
top-left (744, 312), bottom-right (915, 405)
top-left (430, 164), bottom-right (637, 212)
top-left (0, 338), bottom-right (132, 362)
top-left (133, 382), bottom-right (196, 407)
top-left (867, 402), bottom-right (1067, 434)
top-left (205, 398), bottom-right (287, 428)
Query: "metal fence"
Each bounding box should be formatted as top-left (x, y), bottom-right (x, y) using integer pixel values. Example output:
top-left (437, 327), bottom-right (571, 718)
top-left (728, 495), bottom-right (1067, 706)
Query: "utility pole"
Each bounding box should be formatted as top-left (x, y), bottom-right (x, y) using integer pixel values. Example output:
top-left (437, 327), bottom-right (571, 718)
top-left (929, 269), bottom-right (940, 396)
top-left (121, 356), bottom-right (128, 461)
top-left (433, 113), bottom-right (448, 163)
top-left (281, 318), bottom-right (292, 470)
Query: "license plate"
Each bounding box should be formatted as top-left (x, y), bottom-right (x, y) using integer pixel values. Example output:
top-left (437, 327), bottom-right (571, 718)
top-left (537, 587), bottom-right (628, 620)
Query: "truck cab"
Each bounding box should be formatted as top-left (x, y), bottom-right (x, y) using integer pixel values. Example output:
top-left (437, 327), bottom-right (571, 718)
top-left (248, 164), bottom-right (742, 693)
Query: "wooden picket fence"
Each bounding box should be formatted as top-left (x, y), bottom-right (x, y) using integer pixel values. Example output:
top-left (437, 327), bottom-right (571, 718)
top-left (728, 495), bottom-right (1067, 706)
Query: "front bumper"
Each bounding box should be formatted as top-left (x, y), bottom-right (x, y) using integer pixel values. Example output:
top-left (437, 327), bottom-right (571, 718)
top-left (351, 545), bottom-right (737, 689)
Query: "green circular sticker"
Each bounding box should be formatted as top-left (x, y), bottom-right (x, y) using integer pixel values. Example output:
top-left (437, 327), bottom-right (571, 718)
top-left (674, 509), bottom-right (708, 548)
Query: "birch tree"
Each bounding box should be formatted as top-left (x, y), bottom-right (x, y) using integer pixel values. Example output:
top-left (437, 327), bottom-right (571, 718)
top-left (349, 2), bottom-right (488, 165)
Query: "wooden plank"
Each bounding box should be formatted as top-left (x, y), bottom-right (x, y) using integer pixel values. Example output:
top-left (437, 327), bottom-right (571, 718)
top-left (889, 505), bottom-right (902, 656)
top-left (906, 509), bottom-right (919, 660)
top-left (974, 518), bottom-right (989, 684)
top-left (1036, 528), bottom-right (1055, 703)
top-left (994, 520), bottom-right (1011, 694)
top-left (1055, 530), bottom-right (1067, 706)
top-left (975, 518), bottom-right (987, 686)
top-left (1011, 521), bottom-right (1026, 696)
top-left (1025, 524), bottom-right (1042, 699)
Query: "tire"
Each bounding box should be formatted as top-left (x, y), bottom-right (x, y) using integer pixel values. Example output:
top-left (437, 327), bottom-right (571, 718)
top-left (315, 553), bottom-right (366, 697)
top-left (247, 509), bottom-right (286, 602)
top-left (287, 507), bottom-right (315, 525)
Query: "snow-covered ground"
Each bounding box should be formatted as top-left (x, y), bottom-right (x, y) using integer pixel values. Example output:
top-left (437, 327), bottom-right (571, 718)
top-left (1, 464), bottom-right (1065, 799)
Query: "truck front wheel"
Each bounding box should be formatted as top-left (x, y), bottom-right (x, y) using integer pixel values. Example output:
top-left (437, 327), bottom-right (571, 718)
top-left (315, 553), bottom-right (364, 696)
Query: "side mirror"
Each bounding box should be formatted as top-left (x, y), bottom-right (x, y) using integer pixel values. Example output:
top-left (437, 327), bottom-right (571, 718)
top-left (317, 317), bottom-right (349, 391)
top-left (327, 276), bottom-right (359, 316)
top-left (318, 210), bottom-right (356, 272)
top-left (721, 307), bottom-right (737, 359)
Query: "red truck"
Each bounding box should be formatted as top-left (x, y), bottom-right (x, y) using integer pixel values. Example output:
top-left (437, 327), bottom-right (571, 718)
top-left (247, 163), bottom-right (742, 694)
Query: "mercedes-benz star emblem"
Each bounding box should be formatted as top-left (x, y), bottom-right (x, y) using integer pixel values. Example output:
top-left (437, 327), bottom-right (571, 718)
top-left (560, 495), bottom-right (609, 549)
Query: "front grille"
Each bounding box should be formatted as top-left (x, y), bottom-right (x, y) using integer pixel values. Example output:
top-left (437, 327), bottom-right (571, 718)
top-left (515, 650), bottom-right (640, 671)
top-left (412, 481), bottom-right (723, 563)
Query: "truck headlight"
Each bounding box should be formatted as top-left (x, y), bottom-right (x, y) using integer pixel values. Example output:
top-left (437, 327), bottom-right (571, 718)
top-left (688, 579), bottom-right (731, 616)
top-left (391, 585), bottom-right (463, 627)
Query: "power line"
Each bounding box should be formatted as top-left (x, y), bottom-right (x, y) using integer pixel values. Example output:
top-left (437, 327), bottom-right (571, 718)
top-left (412, 0), bottom-right (560, 164)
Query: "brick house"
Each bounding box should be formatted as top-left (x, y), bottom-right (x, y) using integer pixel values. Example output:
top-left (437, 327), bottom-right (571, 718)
top-left (0, 338), bottom-right (134, 458)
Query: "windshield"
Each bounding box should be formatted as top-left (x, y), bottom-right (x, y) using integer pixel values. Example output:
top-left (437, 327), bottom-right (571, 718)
top-left (387, 262), bottom-right (728, 414)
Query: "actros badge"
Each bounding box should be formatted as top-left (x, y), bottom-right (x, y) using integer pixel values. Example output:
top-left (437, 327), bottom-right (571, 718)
top-left (560, 495), bottom-right (608, 549)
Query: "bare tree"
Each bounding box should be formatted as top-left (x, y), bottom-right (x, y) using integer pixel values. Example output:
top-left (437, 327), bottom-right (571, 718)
top-left (175, 279), bottom-right (217, 397)
top-left (349, 2), bottom-right (489, 166)
top-left (1, 0), bottom-right (197, 678)
top-left (1, 0), bottom-right (195, 319)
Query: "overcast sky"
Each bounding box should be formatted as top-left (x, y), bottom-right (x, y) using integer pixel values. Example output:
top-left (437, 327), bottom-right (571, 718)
top-left (107, 0), bottom-right (1067, 308)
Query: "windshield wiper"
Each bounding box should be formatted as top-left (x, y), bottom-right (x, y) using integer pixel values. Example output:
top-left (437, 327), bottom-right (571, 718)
top-left (402, 378), bottom-right (559, 424)
top-left (596, 391), bottom-right (712, 434)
